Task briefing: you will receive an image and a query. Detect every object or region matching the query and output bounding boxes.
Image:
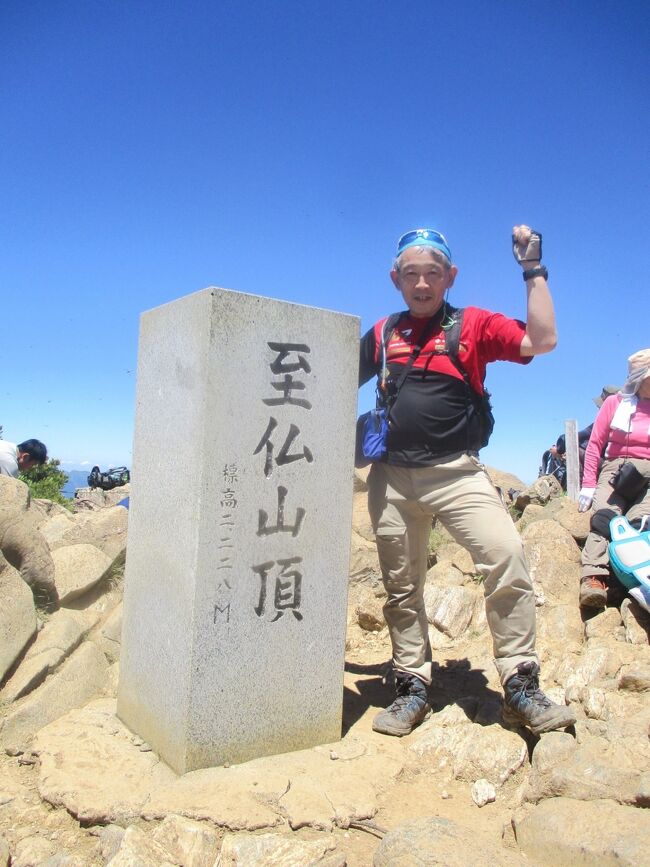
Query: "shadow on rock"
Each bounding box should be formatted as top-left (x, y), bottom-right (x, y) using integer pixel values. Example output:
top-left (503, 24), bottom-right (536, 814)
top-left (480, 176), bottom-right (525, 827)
top-left (342, 659), bottom-right (392, 734)
top-left (431, 658), bottom-right (501, 716)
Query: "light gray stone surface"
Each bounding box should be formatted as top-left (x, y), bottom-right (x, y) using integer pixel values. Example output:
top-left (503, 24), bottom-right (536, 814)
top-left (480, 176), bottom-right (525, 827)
top-left (73, 485), bottom-right (131, 510)
top-left (424, 583), bottom-right (477, 638)
top-left (348, 529), bottom-right (380, 582)
top-left (151, 815), bottom-right (220, 867)
top-left (38, 510), bottom-right (76, 543)
top-left (521, 520), bottom-right (581, 603)
top-left (0, 476), bottom-right (30, 512)
top-left (525, 738), bottom-right (643, 806)
top-left (97, 602), bottom-right (123, 664)
top-left (33, 699), bottom-right (403, 832)
top-left (10, 837), bottom-right (57, 867)
top-left (98, 826), bottom-right (126, 862)
top-left (1, 608), bottom-right (98, 703)
top-left (0, 558), bottom-right (36, 682)
top-left (409, 712), bottom-right (527, 785)
top-left (471, 778), bottom-right (496, 806)
top-left (621, 597), bottom-right (650, 644)
top-left (618, 662), bottom-right (650, 691)
top-left (106, 826), bottom-right (176, 867)
top-left (513, 796), bottom-right (650, 865)
top-left (373, 816), bottom-right (505, 866)
top-left (217, 832), bottom-right (344, 866)
top-left (35, 699), bottom-right (176, 825)
top-left (118, 288), bottom-right (359, 773)
top-left (52, 543), bottom-right (113, 603)
top-left (355, 588), bottom-right (384, 631)
top-left (536, 602), bottom-right (583, 659)
top-left (1, 642), bottom-right (109, 752)
top-left (43, 506), bottom-right (128, 561)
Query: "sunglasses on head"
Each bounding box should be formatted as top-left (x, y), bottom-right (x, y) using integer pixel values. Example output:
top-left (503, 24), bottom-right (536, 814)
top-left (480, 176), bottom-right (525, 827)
top-left (396, 229), bottom-right (451, 259)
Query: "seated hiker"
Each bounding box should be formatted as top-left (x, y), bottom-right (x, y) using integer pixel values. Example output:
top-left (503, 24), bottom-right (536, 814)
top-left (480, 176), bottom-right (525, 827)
top-left (578, 352), bottom-right (650, 607)
top-left (0, 439), bottom-right (47, 478)
top-left (539, 443), bottom-right (569, 488)
top-left (540, 386), bottom-right (619, 489)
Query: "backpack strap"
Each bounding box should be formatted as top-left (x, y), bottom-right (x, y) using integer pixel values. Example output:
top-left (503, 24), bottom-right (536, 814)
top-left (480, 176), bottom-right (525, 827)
top-left (378, 311), bottom-right (407, 391)
top-left (442, 307), bottom-right (495, 450)
top-left (442, 307), bottom-right (470, 384)
top-left (377, 310), bottom-right (439, 413)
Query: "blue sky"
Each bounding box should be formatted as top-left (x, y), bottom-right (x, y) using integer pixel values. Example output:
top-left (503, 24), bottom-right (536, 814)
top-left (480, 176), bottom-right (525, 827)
top-left (1, 1), bottom-right (648, 483)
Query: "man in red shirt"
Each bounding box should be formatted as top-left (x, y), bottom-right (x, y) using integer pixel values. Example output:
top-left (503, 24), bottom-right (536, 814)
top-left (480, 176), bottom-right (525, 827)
top-left (359, 225), bottom-right (576, 737)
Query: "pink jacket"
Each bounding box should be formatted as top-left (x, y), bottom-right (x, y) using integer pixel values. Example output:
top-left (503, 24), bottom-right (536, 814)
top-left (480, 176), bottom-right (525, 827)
top-left (582, 394), bottom-right (650, 488)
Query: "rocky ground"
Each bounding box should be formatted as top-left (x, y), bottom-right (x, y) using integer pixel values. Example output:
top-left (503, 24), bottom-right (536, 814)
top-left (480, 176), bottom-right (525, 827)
top-left (1, 470), bottom-right (650, 866)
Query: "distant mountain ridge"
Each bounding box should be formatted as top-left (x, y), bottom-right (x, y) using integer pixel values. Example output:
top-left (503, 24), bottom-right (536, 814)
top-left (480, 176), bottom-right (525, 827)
top-left (62, 469), bottom-right (92, 498)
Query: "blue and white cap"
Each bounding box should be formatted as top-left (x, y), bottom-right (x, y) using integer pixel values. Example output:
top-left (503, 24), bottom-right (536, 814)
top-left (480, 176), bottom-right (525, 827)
top-left (396, 228), bottom-right (452, 262)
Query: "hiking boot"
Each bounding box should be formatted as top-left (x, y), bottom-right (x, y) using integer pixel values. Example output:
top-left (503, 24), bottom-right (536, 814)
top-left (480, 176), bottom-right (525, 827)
top-left (372, 673), bottom-right (431, 737)
top-left (502, 661), bottom-right (576, 735)
top-left (579, 575), bottom-right (608, 608)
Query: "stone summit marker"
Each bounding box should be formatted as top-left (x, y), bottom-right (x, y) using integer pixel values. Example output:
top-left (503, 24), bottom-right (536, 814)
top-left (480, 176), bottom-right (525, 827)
top-left (117, 287), bottom-right (359, 775)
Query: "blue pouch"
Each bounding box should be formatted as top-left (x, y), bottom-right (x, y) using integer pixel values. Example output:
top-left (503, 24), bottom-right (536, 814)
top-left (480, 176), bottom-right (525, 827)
top-left (608, 515), bottom-right (650, 613)
top-left (355, 407), bottom-right (389, 468)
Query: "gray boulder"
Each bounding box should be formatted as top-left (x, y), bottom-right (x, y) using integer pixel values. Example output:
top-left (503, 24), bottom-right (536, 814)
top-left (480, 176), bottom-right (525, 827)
top-left (424, 583), bottom-right (478, 639)
top-left (44, 506), bottom-right (128, 561)
top-left (0, 477), bottom-right (58, 609)
top-left (618, 663), bottom-right (650, 692)
top-left (1, 608), bottom-right (98, 703)
top-left (106, 825), bottom-right (176, 867)
top-left (553, 499), bottom-right (591, 544)
top-left (621, 597), bottom-right (650, 644)
top-left (73, 484), bottom-right (131, 511)
top-left (373, 816), bottom-right (505, 866)
top-left (1, 642), bottom-right (109, 752)
top-left (217, 832), bottom-right (344, 866)
top-left (522, 520), bottom-right (581, 604)
top-left (348, 528), bottom-right (380, 583)
top-left (152, 815), bottom-right (221, 867)
top-left (355, 588), bottom-right (385, 632)
top-left (409, 708), bottom-right (527, 785)
top-left (526, 737), bottom-right (644, 806)
top-left (34, 699), bottom-right (175, 825)
top-left (51, 544), bottom-right (113, 604)
top-left (0, 475), bottom-right (30, 513)
top-left (0, 554), bottom-right (36, 682)
top-left (515, 475), bottom-right (563, 510)
top-left (514, 796), bottom-right (650, 865)
top-left (514, 503), bottom-right (545, 533)
top-left (96, 602), bottom-right (123, 663)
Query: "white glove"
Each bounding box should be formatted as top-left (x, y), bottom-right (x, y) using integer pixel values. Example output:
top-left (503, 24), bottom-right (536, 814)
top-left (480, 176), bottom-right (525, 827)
top-left (578, 487), bottom-right (596, 512)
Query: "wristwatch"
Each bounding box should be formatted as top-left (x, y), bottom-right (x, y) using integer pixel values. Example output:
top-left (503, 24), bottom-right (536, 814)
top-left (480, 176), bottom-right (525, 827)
top-left (522, 265), bottom-right (548, 281)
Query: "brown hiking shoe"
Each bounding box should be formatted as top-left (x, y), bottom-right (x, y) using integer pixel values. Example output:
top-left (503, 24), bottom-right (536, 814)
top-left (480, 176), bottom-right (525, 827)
top-left (579, 575), bottom-right (608, 608)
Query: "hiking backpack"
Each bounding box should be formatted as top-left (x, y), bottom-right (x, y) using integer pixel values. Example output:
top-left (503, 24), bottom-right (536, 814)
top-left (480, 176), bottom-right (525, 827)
top-left (87, 465), bottom-right (130, 491)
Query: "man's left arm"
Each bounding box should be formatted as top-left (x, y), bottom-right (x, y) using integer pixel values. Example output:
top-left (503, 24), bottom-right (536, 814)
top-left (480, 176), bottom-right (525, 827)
top-left (512, 224), bottom-right (558, 357)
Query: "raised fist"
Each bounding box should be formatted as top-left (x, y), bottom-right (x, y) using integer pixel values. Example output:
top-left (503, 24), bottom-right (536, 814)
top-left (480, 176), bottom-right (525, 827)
top-left (512, 225), bottom-right (542, 264)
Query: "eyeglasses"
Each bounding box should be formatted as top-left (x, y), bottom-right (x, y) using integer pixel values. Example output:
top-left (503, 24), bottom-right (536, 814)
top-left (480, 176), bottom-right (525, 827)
top-left (396, 228), bottom-right (451, 261)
